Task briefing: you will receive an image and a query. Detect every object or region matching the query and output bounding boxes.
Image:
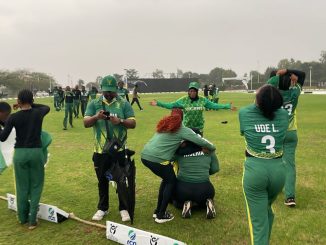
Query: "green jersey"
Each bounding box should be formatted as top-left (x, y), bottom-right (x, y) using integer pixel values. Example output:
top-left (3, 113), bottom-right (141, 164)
top-left (175, 151), bottom-right (219, 183)
top-left (117, 88), bottom-right (129, 100)
top-left (85, 95), bottom-right (135, 154)
top-left (53, 90), bottom-right (60, 99)
top-left (157, 95), bottom-right (231, 130)
top-left (267, 76), bottom-right (302, 131)
top-left (89, 90), bottom-right (97, 100)
top-left (141, 124), bottom-right (216, 163)
top-left (239, 104), bottom-right (289, 159)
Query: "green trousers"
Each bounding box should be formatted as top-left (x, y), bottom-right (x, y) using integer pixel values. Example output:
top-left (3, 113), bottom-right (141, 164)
top-left (54, 97), bottom-right (60, 111)
top-left (283, 130), bottom-right (298, 199)
top-left (13, 148), bottom-right (45, 225)
top-left (63, 102), bottom-right (73, 129)
top-left (73, 100), bottom-right (80, 118)
top-left (243, 157), bottom-right (285, 245)
top-left (80, 100), bottom-right (88, 117)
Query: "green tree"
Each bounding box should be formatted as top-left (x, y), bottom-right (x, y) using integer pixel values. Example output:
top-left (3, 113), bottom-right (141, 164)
top-left (124, 69), bottom-right (139, 80)
top-left (152, 69), bottom-right (164, 79)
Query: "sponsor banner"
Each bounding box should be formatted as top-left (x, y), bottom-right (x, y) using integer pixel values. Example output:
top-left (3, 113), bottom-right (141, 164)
top-left (106, 221), bottom-right (187, 245)
top-left (6, 193), bottom-right (69, 223)
top-left (0, 129), bottom-right (15, 169)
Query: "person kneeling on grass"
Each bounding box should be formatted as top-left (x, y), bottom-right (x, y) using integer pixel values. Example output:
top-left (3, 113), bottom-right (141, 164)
top-left (141, 108), bottom-right (216, 223)
top-left (172, 138), bottom-right (219, 219)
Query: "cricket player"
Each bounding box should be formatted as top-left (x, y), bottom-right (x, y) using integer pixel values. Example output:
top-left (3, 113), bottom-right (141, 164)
top-left (268, 69), bottom-right (305, 207)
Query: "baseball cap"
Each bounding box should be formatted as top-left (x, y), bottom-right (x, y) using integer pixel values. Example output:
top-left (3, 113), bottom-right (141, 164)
top-left (188, 81), bottom-right (200, 90)
top-left (101, 75), bottom-right (117, 92)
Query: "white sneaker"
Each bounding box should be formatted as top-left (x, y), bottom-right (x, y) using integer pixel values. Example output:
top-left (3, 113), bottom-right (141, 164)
top-left (120, 210), bottom-right (131, 222)
top-left (92, 210), bottom-right (108, 221)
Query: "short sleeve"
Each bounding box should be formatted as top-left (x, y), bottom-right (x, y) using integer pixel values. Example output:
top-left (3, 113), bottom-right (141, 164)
top-left (85, 100), bottom-right (96, 117)
top-left (123, 101), bottom-right (135, 119)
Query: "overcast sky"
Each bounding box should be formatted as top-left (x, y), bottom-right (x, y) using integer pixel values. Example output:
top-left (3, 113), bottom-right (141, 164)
top-left (1, 0), bottom-right (325, 85)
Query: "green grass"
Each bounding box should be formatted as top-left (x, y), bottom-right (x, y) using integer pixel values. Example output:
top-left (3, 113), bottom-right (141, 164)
top-left (0, 92), bottom-right (326, 245)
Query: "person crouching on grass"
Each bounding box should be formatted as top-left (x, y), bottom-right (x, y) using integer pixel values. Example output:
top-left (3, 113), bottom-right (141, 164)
top-left (141, 108), bottom-right (216, 223)
top-left (0, 89), bottom-right (50, 230)
top-left (172, 138), bottom-right (219, 219)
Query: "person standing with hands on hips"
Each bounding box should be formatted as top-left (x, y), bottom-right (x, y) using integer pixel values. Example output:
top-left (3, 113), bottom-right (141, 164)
top-left (83, 75), bottom-right (136, 222)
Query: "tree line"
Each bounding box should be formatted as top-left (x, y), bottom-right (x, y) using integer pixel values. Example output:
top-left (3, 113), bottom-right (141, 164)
top-left (1, 51), bottom-right (325, 96)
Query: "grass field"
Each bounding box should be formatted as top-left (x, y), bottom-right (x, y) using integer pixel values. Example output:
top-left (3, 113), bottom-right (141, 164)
top-left (0, 92), bottom-right (326, 245)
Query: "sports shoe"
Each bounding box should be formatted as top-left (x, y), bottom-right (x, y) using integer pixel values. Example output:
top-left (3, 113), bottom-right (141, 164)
top-left (153, 209), bottom-right (158, 219)
top-left (155, 212), bottom-right (174, 224)
top-left (92, 210), bottom-right (108, 221)
top-left (284, 198), bottom-right (296, 207)
top-left (120, 210), bottom-right (131, 222)
top-left (206, 199), bottom-right (216, 219)
top-left (182, 201), bottom-right (192, 218)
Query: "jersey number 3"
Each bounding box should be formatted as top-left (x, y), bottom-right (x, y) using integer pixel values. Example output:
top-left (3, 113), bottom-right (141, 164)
top-left (261, 135), bottom-right (276, 153)
top-left (284, 103), bottom-right (293, 115)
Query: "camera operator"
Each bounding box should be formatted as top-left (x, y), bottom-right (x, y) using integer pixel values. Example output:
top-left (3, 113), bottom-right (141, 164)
top-left (83, 75), bottom-right (136, 222)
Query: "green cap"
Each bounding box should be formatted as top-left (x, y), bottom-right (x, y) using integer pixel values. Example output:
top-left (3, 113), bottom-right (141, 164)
top-left (101, 75), bottom-right (117, 92)
top-left (188, 81), bottom-right (200, 90)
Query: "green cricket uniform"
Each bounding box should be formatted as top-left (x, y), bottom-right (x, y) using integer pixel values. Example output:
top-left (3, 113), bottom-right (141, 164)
top-left (89, 90), bottom-right (97, 100)
top-left (80, 90), bottom-right (89, 117)
top-left (173, 150), bottom-right (219, 207)
top-left (141, 125), bottom-right (216, 163)
top-left (73, 89), bottom-right (81, 118)
top-left (176, 151), bottom-right (219, 183)
top-left (53, 89), bottom-right (60, 111)
top-left (85, 95), bottom-right (135, 153)
top-left (267, 73), bottom-right (304, 199)
top-left (63, 91), bottom-right (74, 129)
top-left (0, 104), bottom-right (50, 225)
top-left (117, 87), bottom-right (129, 102)
top-left (156, 95), bottom-right (231, 132)
top-left (58, 89), bottom-right (64, 109)
top-left (239, 104), bottom-right (289, 245)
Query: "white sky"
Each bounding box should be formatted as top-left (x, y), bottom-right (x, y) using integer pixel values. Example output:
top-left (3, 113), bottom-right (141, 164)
top-left (0, 0), bottom-right (325, 85)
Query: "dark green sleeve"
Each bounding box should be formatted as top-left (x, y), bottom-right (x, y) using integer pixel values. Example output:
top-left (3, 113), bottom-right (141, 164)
top-left (181, 126), bottom-right (216, 151)
top-left (123, 101), bottom-right (135, 119)
top-left (204, 98), bottom-right (231, 110)
top-left (239, 109), bottom-right (244, 136)
top-left (209, 152), bottom-right (219, 175)
top-left (266, 76), bottom-right (280, 87)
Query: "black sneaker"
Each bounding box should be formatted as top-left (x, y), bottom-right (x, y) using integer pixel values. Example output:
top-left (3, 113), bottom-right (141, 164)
top-left (284, 198), bottom-right (296, 207)
top-left (155, 212), bottom-right (174, 224)
top-left (182, 201), bottom-right (192, 218)
top-left (206, 199), bottom-right (216, 219)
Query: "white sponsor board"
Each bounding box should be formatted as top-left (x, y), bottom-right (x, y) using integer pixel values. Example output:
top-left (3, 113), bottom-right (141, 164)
top-left (106, 221), bottom-right (187, 245)
top-left (7, 193), bottom-right (69, 223)
top-left (0, 129), bottom-right (15, 167)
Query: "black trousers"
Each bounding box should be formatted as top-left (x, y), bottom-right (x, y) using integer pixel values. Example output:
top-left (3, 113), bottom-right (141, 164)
top-left (173, 180), bottom-right (215, 208)
top-left (141, 158), bottom-right (176, 218)
top-left (131, 98), bottom-right (142, 110)
top-left (93, 152), bottom-right (127, 212)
